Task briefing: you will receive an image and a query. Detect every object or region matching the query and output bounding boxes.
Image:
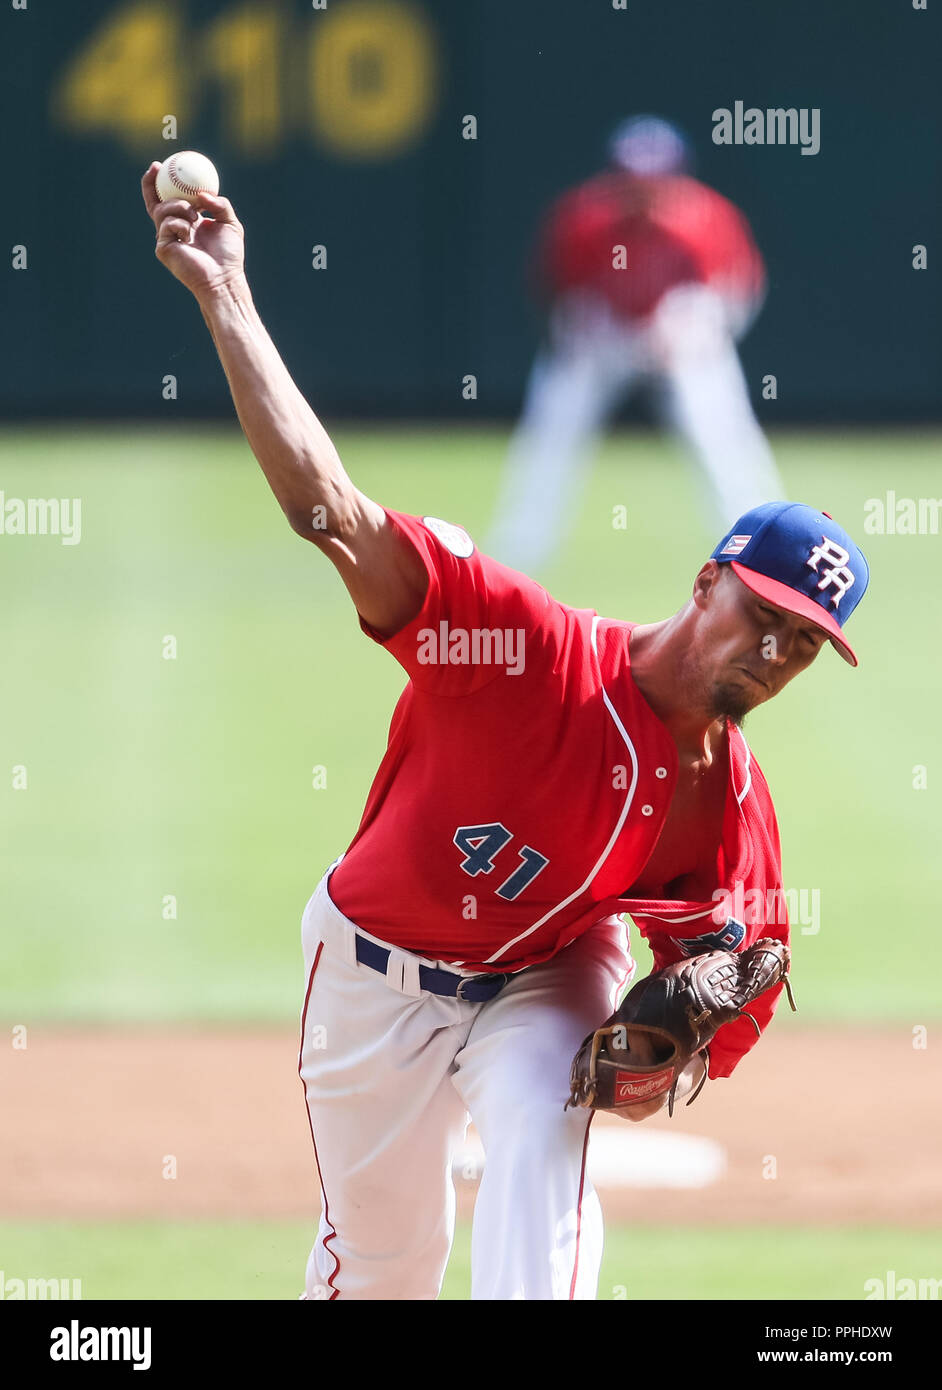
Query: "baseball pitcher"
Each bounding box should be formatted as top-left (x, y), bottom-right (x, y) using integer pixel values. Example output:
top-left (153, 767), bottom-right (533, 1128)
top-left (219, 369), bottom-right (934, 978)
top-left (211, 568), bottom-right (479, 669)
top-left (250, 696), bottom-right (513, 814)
top-left (141, 164), bottom-right (868, 1302)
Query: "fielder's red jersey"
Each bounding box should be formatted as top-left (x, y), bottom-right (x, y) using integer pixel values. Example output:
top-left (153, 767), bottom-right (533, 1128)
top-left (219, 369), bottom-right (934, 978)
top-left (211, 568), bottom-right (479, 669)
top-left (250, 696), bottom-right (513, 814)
top-left (539, 171), bottom-right (764, 320)
top-left (328, 512), bottom-right (789, 1078)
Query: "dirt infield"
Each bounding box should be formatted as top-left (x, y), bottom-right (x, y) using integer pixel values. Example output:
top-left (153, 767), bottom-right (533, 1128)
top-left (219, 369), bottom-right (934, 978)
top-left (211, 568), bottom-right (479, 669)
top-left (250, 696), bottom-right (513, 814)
top-left (3, 1026), bottom-right (940, 1226)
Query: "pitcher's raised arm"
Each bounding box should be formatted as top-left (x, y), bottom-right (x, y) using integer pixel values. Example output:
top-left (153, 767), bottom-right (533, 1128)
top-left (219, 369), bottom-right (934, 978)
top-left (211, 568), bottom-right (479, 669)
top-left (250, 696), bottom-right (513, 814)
top-left (141, 162), bottom-right (428, 639)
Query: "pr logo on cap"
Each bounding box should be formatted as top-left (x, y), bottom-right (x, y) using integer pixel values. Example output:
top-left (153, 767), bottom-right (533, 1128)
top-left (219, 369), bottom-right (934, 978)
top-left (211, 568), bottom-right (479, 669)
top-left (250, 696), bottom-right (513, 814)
top-left (806, 538), bottom-right (856, 608)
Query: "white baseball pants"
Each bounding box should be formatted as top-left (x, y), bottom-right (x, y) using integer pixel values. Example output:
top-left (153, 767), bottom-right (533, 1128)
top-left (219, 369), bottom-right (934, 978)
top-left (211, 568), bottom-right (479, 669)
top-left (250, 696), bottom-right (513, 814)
top-left (298, 864), bottom-right (633, 1301)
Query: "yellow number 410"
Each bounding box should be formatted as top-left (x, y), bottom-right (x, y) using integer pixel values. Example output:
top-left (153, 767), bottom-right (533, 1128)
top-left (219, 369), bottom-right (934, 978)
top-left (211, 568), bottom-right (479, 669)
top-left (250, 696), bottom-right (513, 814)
top-left (52, 0), bottom-right (438, 161)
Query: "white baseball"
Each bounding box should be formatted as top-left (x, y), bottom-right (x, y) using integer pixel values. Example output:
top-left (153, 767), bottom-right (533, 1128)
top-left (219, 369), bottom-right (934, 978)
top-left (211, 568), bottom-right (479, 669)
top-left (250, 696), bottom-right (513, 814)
top-left (155, 151), bottom-right (220, 206)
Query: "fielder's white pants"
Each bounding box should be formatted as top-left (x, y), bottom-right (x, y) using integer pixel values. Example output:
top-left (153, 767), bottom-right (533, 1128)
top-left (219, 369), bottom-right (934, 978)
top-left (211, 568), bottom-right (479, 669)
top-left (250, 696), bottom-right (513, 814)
top-left (298, 864), bottom-right (633, 1301)
top-left (485, 286), bottom-right (785, 574)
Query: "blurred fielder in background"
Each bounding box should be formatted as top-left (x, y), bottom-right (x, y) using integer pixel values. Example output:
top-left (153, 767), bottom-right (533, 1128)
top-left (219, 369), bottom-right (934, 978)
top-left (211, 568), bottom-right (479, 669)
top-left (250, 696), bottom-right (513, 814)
top-left (487, 116), bottom-right (785, 573)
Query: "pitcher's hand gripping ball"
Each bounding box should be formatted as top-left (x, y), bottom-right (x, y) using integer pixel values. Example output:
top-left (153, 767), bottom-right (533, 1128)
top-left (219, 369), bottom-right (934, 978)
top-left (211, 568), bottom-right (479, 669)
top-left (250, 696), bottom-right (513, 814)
top-left (567, 939), bottom-right (795, 1118)
top-left (156, 151), bottom-right (220, 206)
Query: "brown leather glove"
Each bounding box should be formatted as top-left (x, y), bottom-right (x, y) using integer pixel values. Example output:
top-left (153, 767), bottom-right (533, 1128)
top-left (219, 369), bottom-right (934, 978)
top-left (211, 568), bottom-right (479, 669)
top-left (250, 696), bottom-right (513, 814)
top-left (566, 938), bottom-right (794, 1118)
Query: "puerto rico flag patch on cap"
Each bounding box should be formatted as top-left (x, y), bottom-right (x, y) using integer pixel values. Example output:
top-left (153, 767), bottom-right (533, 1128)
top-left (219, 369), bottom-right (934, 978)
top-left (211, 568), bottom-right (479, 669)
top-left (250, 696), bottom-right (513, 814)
top-left (721, 534), bottom-right (752, 556)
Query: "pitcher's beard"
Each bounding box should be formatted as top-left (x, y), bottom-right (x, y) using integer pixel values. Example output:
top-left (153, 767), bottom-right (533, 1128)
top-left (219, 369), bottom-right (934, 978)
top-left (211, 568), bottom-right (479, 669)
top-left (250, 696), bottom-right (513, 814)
top-left (671, 644), bottom-right (760, 729)
top-left (709, 681), bottom-right (753, 727)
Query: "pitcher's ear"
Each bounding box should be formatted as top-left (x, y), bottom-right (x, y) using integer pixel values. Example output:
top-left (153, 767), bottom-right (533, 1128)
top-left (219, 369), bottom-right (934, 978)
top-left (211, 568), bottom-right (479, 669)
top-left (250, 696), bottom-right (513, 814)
top-left (692, 559), bottom-right (723, 608)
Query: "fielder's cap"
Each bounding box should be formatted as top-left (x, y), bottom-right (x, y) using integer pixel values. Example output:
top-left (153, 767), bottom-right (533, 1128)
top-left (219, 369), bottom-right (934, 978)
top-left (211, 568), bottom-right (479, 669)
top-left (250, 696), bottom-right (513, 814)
top-left (710, 502), bottom-right (869, 667)
top-left (608, 115), bottom-right (691, 176)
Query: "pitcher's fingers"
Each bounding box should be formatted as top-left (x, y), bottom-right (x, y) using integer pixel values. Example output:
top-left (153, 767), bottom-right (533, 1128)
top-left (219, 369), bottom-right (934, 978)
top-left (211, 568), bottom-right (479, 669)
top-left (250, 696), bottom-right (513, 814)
top-left (141, 163), bottom-right (162, 216)
top-left (152, 199), bottom-right (199, 230)
top-left (156, 216), bottom-right (196, 250)
top-left (195, 192), bottom-right (241, 230)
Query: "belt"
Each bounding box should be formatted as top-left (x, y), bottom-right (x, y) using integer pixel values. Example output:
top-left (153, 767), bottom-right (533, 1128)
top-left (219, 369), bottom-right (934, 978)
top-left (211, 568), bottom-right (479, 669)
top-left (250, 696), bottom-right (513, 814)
top-left (354, 933), bottom-right (510, 1002)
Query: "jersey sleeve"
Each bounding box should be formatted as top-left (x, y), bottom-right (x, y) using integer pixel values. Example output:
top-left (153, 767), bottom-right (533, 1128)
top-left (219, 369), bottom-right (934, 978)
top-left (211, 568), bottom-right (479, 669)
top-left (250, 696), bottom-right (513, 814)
top-left (357, 510), bottom-right (562, 696)
top-left (708, 773), bottom-right (790, 1079)
top-left (630, 762), bottom-right (791, 1080)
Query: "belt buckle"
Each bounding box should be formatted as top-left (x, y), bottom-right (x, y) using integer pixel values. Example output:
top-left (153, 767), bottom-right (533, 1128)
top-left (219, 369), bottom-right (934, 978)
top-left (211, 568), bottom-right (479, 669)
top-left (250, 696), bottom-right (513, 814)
top-left (455, 971), bottom-right (505, 1002)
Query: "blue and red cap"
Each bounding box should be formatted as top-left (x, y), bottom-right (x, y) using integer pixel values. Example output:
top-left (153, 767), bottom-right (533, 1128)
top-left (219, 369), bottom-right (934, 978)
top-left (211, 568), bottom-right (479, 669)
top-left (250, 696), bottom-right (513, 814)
top-left (710, 502), bottom-right (869, 667)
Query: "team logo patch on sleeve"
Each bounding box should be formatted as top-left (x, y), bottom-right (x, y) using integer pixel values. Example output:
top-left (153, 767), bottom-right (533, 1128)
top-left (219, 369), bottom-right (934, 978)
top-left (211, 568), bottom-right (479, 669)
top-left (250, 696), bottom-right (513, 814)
top-left (671, 918), bottom-right (747, 956)
top-left (422, 516), bottom-right (475, 558)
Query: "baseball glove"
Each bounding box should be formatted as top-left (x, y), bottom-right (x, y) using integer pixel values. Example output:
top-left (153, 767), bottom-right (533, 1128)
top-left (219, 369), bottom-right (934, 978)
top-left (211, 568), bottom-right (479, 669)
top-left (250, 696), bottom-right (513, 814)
top-left (566, 938), bottom-right (795, 1118)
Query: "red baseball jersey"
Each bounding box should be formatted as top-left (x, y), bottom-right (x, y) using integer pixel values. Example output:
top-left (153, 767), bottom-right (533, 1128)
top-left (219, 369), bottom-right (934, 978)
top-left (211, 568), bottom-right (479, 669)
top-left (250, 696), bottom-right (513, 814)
top-left (538, 171), bottom-right (764, 320)
top-left (328, 512), bottom-right (789, 1078)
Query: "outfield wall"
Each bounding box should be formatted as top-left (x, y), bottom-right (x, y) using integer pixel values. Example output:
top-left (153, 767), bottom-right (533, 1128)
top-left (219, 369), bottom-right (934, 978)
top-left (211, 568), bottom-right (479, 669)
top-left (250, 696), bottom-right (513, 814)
top-left (2, 0), bottom-right (938, 421)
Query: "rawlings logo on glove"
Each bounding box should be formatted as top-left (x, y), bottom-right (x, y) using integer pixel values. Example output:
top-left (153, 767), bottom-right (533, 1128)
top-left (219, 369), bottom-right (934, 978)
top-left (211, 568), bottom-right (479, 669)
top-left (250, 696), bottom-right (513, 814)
top-left (614, 1071), bottom-right (675, 1102)
top-left (566, 938), bottom-right (795, 1118)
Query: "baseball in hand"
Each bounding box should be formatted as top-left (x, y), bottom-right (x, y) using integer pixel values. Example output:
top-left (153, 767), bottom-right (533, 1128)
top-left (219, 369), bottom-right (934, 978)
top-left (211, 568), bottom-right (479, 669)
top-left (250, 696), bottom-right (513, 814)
top-left (155, 151), bottom-right (220, 205)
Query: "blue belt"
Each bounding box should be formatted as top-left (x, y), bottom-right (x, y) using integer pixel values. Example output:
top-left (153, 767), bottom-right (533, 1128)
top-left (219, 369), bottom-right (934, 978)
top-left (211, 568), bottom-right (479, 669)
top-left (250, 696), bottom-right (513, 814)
top-left (354, 933), bottom-right (510, 1002)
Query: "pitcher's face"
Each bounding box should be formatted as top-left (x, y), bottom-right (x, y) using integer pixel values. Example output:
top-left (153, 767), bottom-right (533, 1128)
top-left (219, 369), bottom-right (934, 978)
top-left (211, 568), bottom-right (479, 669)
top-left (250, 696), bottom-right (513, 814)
top-left (690, 562), bottom-right (828, 722)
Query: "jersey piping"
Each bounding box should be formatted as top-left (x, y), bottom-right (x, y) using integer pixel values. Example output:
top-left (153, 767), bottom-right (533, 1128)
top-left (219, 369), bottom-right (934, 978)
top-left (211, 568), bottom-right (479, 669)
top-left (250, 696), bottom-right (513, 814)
top-left (482, 615), bottom-right (639, 965)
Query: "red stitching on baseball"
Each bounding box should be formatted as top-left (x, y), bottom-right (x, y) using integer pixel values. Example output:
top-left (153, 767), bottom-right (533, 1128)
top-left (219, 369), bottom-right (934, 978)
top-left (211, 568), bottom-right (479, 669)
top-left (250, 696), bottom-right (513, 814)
top-left (164, 157), bottom-right (205, 197)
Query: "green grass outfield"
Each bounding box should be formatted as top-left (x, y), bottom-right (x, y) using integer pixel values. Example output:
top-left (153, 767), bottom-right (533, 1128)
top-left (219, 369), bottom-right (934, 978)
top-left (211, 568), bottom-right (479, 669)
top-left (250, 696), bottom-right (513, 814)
top-left (0, 1218), bottom-right (935, 1301)
top-left (2, 424), bottom-right (940, 1022)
